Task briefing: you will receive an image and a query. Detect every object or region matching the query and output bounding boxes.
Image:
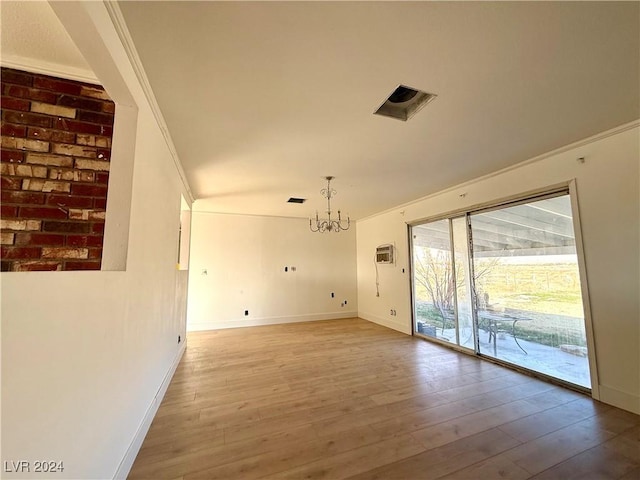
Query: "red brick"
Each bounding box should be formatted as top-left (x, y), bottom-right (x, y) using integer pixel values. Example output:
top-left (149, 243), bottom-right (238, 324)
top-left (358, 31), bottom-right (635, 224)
top-left (34, 77), bottom-right (82, 96)
top-left (95, 172), bottom-right (110, 184)
top-left (70, 183), bottom-right (107, 198)
top-left (93, 198), bottom-right (107, 209)
top-left (102, 102), bottom-right (115, 114)
top-left (12, 261), bottom-right (62, 272)
top-left (80, 85), bottom-right (110, 100)
top-left (1, 71), bottom-right (112, 270)
top-left (91, 223), bottom-right (105, 234)
top-left (1, 150), bottom-right (25, 163)
top-left (27, 127), bottom-right (75, 144)
top-left (46, 194), bottom-right (93, 208)
top-left (1, 205), bottom-right (18, 217)
top-left (1, 246), bottom-right (41, 259)
top-left (42, 221), bottom-right (90, 234)
top-left (1, 136), bottom-right (49, 153)
top-left (1, 177), bottom-right (22, 190)
top-left (65, 261), bottom-right (101, 270)
top-left (42, 246), bottom-right (88, 259)
top-left (19, 206), bottom-right (69, 220)
top-left (67, 235), bottom-right (103, 248)
top-left (78, 110), bottom-right (114, 126)
top-left (14, 233), bottom-right (65, 246)
top-left (1, 69), bottom-right (33, 87)
top-left (1, 123), bottom-right (27, 137)
top-left (53, 118), bottom-right (102, 135)
top-left (2, 190), bottom-right (45, 205)
top-left (3, 110), bottom-right (51, 128)
top-left (89, 210), bottom-right (106, 222)
top-left (2, 97), bottom-right (30, 111)
top-left (57, 95), bottom-right (103, 112)
top-left (1, 261), bottom-right (10, 271)
top-left (5, 85), bottom-right (58, 104)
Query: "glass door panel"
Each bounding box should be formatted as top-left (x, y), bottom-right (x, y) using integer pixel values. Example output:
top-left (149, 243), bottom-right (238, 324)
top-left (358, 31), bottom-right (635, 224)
top-left (470, 195), bottom-right (591, 388)
top-left (412, 220), bottom-right (456, 344)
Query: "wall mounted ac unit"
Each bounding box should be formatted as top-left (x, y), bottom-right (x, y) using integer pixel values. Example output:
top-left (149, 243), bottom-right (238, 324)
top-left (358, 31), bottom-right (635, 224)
top-left (376, 244), bottom-right (394, 264)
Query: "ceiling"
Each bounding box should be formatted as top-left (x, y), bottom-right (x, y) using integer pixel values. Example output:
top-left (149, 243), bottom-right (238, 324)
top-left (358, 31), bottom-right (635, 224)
top-left (414, 195), bottom-right (577, 257)
top-left (0, 1), bottom-right (94, 81)
top-left (3, 2), bottom-right (639, 220)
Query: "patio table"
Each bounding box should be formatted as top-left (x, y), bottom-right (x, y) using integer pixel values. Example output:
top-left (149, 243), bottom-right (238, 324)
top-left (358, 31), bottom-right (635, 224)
top-left (478, 311), bottom-right (531, 356)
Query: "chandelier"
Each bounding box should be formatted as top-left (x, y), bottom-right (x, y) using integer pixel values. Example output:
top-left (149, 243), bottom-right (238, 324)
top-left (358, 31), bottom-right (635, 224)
top-left (309, 176), bottom-right (350, 233)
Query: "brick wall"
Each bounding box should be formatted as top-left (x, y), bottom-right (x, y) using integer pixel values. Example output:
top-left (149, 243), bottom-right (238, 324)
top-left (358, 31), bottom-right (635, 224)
top-left (1, 68), bottom-right (115, 272)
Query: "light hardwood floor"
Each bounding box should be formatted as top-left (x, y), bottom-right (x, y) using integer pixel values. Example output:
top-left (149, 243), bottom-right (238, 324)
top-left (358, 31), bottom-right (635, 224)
top-left (128, 318), bottom-right (639, 479)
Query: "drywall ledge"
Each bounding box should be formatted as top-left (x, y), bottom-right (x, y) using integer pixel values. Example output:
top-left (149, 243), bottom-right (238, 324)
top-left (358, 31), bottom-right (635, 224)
top-left (47, 2), bottom-right (140, 271)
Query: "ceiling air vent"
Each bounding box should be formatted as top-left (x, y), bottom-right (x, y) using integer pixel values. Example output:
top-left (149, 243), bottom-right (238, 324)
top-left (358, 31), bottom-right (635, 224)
top-left (374, 85), bottom-right (437, 121)
top-left (287, 197), bottom-right (306, 204)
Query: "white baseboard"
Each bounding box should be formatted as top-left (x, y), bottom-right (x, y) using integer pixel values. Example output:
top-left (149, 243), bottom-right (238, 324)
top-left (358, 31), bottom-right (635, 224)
top-left (113, 340), bottom-right (187, 479)
top-left (187, 311), bottom-right (358, 331)
top-left (358, 311), bottom-right (412, 335)
top-left (598, 384), bottom-right (640, 415)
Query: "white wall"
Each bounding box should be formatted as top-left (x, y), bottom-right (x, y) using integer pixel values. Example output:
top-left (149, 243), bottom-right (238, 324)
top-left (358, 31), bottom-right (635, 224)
top-left (1, 3), bottom-right (190, 479)
top-left (357, 123), bottom-right (640, 414)
top-left (187, 213), bottom-right (357, 330)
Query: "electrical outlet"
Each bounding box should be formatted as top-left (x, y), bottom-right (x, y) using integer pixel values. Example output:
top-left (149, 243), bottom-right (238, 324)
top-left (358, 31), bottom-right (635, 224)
top-left (178, 335), bottom-right (181, 343)
top-left (331, 292), bottom-right (335, 298)
top-left (285, 266), bottom-right (288, 272)
top-left (244, 310), bottom-right (249, 316)
top-left (344, 300), bottom-right (347, 305)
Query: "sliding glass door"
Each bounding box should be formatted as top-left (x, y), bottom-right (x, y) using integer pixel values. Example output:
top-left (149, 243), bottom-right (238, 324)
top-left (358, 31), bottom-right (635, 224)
top-left (411, 192), bottom-right (591, 389)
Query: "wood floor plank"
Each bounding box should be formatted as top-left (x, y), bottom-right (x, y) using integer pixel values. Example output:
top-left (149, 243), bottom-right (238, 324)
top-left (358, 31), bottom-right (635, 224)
top-left (183, 425), bottom-right (385, 480)
top-left (618, 466), bottom-right (640, 480)
top-left (529, 440), bottom-right (640, 479)
top-left (497, 396), bottom-right (609, 443)
top-left (410, 397), bottom-right (549, 451)
top-left (345, 427), bottom-right (521, 480)
top-left (438, 455), bottom-right (531, 480)
top-left (261, 433), bottom-right (425, 480)
top-left (503, 418), bottom-right (619, 475)
top-left (128, 318), bottom-right (640, 480)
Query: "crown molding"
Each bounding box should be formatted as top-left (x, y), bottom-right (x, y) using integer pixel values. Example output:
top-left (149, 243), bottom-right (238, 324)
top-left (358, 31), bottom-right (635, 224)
top-left (1, 55), bottom-right (99, 84)
top-left (359, 119), bottom-right (640, 223)
top-left (103, 1), bottom-right (195, 204)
